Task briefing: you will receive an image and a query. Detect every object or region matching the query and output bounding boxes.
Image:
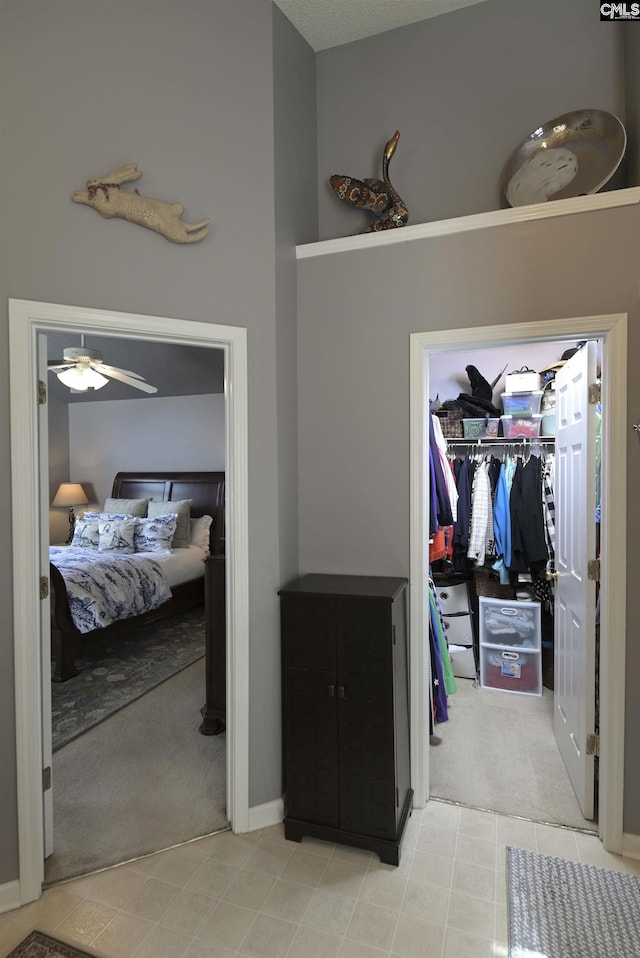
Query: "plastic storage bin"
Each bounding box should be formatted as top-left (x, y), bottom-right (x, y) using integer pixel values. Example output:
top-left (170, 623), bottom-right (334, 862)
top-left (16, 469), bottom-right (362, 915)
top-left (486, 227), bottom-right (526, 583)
top-left (501, 414), bottom-right (543, 439)
top-left (462, 417), bottom-right (500, 439)
top-left (501, 391), bottom-right (544, 417)
top-left (479, 597), bottom-right (542, 696)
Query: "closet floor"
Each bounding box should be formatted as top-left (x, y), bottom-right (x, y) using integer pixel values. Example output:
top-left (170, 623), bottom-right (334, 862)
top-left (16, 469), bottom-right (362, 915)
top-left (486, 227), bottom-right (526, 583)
top-left (1, 803), bottom-right (630, 958)
top-left (430, 678), bottom-right (596, 832)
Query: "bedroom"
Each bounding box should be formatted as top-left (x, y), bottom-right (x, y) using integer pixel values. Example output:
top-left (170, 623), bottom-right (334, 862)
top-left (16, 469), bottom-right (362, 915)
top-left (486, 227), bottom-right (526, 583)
top-left (46, 330), bottom-right (228, 882)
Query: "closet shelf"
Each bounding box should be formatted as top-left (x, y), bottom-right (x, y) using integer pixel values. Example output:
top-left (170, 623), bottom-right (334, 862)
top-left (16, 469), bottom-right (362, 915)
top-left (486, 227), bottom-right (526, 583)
top-left (446, 437), bottom-right (555, 446)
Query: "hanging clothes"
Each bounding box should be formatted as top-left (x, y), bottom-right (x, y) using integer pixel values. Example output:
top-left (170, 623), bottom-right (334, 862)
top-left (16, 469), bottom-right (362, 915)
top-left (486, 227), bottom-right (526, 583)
top-left (467, 459), bottom-right (494, 567)
top-left (492, 461), bottom-right (512, 584)
top-left (429, 414), bottom-right (454, 534)
top-left (509, 455), bottom-right (548, 574)
top-left (452, 456), bottom-right (472, 573)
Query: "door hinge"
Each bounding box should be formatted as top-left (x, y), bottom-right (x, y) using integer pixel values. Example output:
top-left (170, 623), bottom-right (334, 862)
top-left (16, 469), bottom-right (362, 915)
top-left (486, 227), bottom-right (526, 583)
top-left (38, 380), bottom-right (47, 405)
top-left (587, 559), bottom-right (600, 582)
top-left (589, 382), bottom-right (601, 405)
top-left (42, 766), bottom-right (52, 791)
top-left (586, 733), bottom-right (599, 757)
top-left (40, 576), bottom-right (49, 599)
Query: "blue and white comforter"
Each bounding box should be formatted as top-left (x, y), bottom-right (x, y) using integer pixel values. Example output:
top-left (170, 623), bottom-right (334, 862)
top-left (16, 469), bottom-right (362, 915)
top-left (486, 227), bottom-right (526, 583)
top-left (50, 546), bottom-right (172, 634)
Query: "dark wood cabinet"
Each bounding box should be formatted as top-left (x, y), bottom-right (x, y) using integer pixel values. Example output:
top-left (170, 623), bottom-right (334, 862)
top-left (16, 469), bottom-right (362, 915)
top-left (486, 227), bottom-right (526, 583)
top-left (279, 574), bottom-right (413, 865)
top-left (199, 554), bottom-right (226, 735)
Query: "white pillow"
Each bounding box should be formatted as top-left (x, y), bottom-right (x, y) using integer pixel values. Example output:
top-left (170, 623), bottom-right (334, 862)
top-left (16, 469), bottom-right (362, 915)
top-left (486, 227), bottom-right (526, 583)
top-left (98, 517), bottom-right (136, 554)
top-left (71, 518), bottom-right (100, 549)
top-left (190, 514), bottom-right (213, 552)
top-left (134, 514), bottom-right (178, 553)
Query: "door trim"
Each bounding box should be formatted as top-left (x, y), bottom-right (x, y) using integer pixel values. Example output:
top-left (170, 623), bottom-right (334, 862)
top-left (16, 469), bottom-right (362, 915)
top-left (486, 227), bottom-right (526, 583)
top-left (9, 299), bottom-right (250, 904)
top-left (409, 313), bottom-right (627, 853)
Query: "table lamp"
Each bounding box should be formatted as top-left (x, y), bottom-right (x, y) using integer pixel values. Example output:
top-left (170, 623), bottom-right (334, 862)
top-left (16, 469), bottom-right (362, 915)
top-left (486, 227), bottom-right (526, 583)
top-left (52, 482), bottom-right (89, 544)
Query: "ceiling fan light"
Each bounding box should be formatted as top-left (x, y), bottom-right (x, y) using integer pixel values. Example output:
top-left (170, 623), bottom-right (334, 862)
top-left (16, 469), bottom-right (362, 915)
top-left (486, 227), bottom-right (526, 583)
top-left (57, 366), bottom-right (108, 390)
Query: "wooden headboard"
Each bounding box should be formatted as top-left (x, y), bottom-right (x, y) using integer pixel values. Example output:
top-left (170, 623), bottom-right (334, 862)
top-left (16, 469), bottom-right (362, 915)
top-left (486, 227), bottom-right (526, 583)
top-left (111, 471), bottom-right (225, 555)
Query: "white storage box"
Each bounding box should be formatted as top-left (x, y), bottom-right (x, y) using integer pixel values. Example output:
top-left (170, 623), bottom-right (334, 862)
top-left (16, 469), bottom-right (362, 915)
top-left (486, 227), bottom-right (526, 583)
top-left (479, 596), bottom-right (541, 651)
top-left (505, 368), bottom-right (541, 393)
top-left (480, 648), bottom-right (542, 696)
top-left (449, 645), bottom-right (476, 679)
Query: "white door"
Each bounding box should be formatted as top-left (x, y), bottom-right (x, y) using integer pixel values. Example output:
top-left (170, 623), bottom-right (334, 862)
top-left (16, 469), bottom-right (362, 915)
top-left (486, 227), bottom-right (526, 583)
top-left (553, 340), bottom-right (598, 820)
top-left (38, 334), bottom-right (54, 857)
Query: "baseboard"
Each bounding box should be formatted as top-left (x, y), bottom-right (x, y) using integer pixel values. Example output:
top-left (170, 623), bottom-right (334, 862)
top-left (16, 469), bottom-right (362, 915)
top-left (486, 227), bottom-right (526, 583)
top-left (247, 798), bottom-right (284, 832)
top-left (622, 832), bottom-right (640, 860)
top-left (0, 880), bottom-right (22, 916)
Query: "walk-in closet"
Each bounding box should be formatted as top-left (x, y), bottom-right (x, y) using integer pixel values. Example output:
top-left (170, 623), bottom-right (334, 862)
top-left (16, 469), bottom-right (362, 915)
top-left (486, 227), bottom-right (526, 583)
top-left (426, 338), bottom-right (601, 832)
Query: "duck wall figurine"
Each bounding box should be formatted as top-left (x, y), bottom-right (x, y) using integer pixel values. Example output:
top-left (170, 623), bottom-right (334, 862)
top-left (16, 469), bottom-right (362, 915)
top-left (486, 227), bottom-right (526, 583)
top-left (330, 130), bottom-right (409, 233)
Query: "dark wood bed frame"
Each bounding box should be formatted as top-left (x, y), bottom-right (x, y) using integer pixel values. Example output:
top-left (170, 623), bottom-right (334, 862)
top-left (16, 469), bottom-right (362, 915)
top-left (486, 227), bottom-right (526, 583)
top-left (50, 470), bottom-right (225, 682)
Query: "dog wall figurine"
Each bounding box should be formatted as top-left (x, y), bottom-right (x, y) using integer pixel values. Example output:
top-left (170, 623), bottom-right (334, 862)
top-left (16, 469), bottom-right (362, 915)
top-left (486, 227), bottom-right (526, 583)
top-left (72, 164), bottom-right (209, 244)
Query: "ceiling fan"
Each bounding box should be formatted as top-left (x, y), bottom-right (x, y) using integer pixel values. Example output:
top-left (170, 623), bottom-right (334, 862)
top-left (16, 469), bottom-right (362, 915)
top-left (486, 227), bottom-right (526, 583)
top-left (48, 337), bottom-right (158, 394)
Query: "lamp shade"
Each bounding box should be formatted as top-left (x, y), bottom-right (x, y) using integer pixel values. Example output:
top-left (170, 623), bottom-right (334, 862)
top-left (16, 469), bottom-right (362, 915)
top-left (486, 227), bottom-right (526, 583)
top-left (52, 482), bottom-right (89, 507)
top-left (57, 366), bottom-right (108, 391)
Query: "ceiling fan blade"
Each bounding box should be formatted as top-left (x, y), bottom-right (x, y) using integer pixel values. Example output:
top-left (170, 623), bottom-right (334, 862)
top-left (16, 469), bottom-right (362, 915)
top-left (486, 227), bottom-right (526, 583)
top-left (48, 363), bottom-right (74, 372)
top-left (93, 363), bottom-right (146, 380)
top-left (94, 364), bottom-right (158, 394)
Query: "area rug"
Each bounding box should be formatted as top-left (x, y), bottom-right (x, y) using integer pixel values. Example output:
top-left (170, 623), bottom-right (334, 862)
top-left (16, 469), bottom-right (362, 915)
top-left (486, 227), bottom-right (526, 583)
top-left (506, 846), bottom-right (640, 957)
top-left (51, 606), bottom-right (205, 751)
top-left (6, 930), bottom-right (99, 958)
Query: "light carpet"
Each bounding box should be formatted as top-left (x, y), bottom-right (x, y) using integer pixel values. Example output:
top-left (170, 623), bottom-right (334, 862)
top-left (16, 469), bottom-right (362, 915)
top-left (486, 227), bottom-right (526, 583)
top-left (45, 658), bottom-right (227, 885)
top-left (51, 607), bottom-right (206, 751)
top-left (430, 678), bottom-right (594, 830)
top-left (506, 846), bottom-right (640, 957)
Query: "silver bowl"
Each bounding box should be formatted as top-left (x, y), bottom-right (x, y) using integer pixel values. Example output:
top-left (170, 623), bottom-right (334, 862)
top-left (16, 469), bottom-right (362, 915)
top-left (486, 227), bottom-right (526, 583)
top-left (501, 109), bottom-right (626, 208)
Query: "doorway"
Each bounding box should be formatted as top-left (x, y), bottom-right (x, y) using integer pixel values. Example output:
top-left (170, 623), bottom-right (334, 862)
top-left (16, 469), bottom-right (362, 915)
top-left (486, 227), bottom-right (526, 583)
top-left (10, 299), bottom-right (249, 906)
top-left (426, 338), bottom-right (596, 830)
top-left (409, 313), bottom-right (628, 854)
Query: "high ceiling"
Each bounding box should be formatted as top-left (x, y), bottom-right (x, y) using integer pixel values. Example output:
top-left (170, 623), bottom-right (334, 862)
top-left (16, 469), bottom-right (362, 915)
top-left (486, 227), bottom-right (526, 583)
top-left (272, 0), bottom-right (490, 51)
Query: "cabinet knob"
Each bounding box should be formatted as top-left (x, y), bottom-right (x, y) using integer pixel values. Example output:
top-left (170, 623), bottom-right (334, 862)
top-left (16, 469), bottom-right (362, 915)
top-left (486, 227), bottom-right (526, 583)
top-left (337, 686), bottom-right (345, 698)
top-left (328, 685), bottom-right (335, 697)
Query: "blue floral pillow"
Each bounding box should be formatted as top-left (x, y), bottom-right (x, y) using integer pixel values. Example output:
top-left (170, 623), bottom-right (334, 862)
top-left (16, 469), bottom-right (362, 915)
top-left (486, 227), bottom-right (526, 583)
top-left (98, 517), bottom-right (137, 554)
top-left (71, 518), bottom-right (100, 549)
top-left (134, 514), bottom-right (178, 553)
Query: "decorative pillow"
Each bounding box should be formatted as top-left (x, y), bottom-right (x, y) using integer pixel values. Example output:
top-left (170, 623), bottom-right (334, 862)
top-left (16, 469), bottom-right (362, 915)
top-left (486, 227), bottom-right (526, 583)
top-left (148, 499), bottom-right (192, 548)
top-left (71, 518), bottom-right (100, 549)
top-left (134, 514), bottom-right (178, 553)
top-left (98, 517), bottom-right (137, 554)
top-left (103, 497), bottom-right (149, 518)
top-left (84, 511), bottom-right (130, 522)
top-left (190, 514), bottom-right (213, 552)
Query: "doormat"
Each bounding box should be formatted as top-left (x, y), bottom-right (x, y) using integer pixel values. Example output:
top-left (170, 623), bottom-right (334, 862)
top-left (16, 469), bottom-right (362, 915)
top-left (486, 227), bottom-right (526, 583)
top-left (51, 606), bottom-right (205, 751)
top-left (5, 930), bottom-right (101, 958)
top-left (506, 846), bottom-right (640, 957)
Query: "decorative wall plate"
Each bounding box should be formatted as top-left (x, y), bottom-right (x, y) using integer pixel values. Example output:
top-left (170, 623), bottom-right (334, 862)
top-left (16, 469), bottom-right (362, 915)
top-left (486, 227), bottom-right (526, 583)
top-left (501, 109), bottom-right (626, 207)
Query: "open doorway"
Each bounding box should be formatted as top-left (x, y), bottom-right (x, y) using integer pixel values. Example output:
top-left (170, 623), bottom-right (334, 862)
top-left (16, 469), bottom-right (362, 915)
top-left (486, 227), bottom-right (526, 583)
top-left (409, 313), bottom-right (628, 854)
top-left (45, 330), bottom-right (228, 882)
top-left (10, 299), bottom-right (249, 907)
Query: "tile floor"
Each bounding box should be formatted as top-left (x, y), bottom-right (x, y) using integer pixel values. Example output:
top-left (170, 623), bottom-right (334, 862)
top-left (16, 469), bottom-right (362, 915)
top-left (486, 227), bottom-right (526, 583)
top-left (2, 801), bottom-right (640, 958)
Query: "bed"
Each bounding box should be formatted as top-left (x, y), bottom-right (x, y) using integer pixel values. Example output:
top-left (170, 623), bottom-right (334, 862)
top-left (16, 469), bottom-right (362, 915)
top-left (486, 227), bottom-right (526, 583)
top-left (50, 470), bottom-right (225, 682)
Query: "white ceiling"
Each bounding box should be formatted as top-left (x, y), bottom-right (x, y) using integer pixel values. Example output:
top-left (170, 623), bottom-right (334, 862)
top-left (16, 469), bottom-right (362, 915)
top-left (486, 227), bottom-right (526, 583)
top-left (272, 0), bottom-right (491, 51)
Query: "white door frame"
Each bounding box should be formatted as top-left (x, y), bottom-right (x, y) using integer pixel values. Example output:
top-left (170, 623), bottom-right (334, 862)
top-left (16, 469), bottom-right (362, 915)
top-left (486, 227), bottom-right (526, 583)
top-left (10, 299), bottom-right (250, 905)
top-left (409, 313), bottom-right (627, 853)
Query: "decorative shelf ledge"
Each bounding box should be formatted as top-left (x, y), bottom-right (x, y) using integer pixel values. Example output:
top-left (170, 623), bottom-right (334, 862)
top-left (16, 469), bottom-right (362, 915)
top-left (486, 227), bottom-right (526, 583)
top-left (297, 187), bottom-right (640, 259)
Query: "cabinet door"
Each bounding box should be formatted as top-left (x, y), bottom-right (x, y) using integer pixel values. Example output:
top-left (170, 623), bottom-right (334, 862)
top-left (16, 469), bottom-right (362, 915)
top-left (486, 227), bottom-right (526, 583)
top-left (281, 596), bottom-right (340, 826)
top-left (336, 598), bottom-right (397, 839)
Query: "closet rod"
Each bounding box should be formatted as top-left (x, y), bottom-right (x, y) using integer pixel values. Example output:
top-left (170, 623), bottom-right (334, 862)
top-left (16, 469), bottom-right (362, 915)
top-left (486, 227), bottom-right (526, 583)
top-left (445, 437), bottom-right (555, 446)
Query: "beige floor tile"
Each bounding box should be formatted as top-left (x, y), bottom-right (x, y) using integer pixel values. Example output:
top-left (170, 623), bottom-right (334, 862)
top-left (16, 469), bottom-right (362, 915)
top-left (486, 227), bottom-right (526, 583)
top-left (0, 923), bottom-right (36, 958)
top-left (391, 912), bottom-right (445, 958)
top-left (345, 901), bottom-right (397, 950)
top-left (203, 831), bottom-right (258, 866)
top-left (183, 939), bottom-right (236, 958)
top-left (64, 869), bottom-right (148, 910)
top-left (331, 845), bottom-right (375, 868)
top-left (260, 880), bottom-right (315, 922)
top-left (574, 833), bottom-right (629, 871)
top-left (237, 913), bottom-right (298, 958)
top-left (338, 941), bottom-right (389, 958)
top-left (496, 817), bottom-right (537, 851)
top-left (318, 861), bottom-right (367, 899)
top-left (197, 901), bottom-right (257, 951)
top-left (92, 912), bottom-right (155, 958)
top-left (132, 922), bottom-right (192, 958)
top-left (441, 927), bottom-right (496, 958)
top-left (223, 869), bottom-right (275, 910)
top-left (401, 880), bottom-right (449, 925)
top-left (303, 890), bottom-right (355, 935)
top-left (455, 833), bottom-right (497, 870)
top-left (124, 851), bottom-right (169, 876)
top-left (534, 823), bottom-right (580, 859)
top-left (415, 824), bottom-right (457, 859)
top-left (124, 877), bottom-right (180, 921)
top-left (287, 925), bottom-right (343, 958)
top-left (422, 800), bottom-right (461, 831)
top-left (280, 850), bottom-right (329, 887)
top-left (291, 837), bottom-right (337, 858)
top-left (244, 842), bottom-right (293, 878)
top-left (451, 861), bottom-right (496, 902)
top-left (494, 902), bottom-right (508, 945)
top-left (153, 848), bottom-right (211, 888)
top-left (458, 807), bottom-right (498, 843)
top-left (446, 891), bottom-right (494, 939)
top-left (358, 869), bottom-right (408, 911)
top-left (252, 824), bottom-right (286, 845)
top-left (408, 850), bottom-right (454, 888)
top-left (160, 888), bottom-right (218, 936)
top-left (12, 886), bottom-right (85, 928)
top-left (55, 899), bottom-right (118, 944)
top-left (188, 859), bottom-right (241, 899)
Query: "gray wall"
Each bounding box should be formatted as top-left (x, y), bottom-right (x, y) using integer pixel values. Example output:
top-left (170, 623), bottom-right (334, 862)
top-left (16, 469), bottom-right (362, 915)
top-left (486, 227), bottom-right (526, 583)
top-left (317, 0), bottom-right (626, 240)
top-left (297, 203), bottom-right (640, 833)
top-left (0, 0), bottom-right (316, 886)
top-left (624, 31), bottom-right (640, 185)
